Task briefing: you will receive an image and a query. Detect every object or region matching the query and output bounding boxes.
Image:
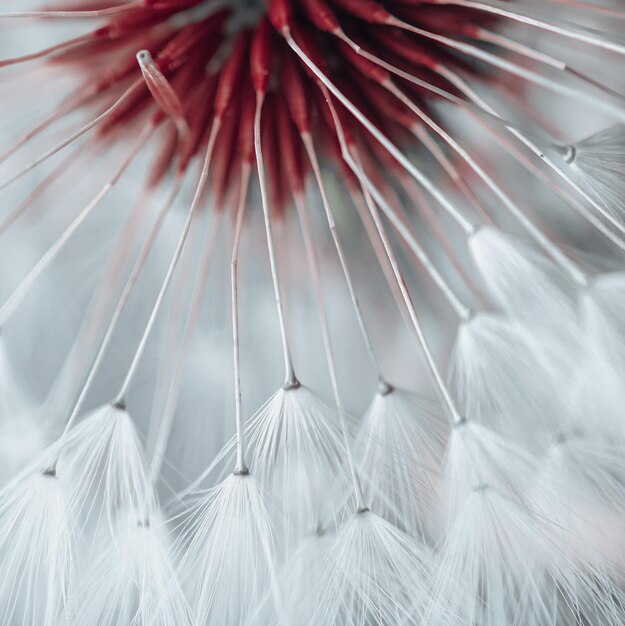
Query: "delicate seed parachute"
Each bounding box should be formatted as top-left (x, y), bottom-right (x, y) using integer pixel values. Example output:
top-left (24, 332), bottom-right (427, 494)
top-left (1, 0), bottom-right (625, 624)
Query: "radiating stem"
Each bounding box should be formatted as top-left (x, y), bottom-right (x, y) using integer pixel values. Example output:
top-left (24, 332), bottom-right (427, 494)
top-left (149, 201), bottom-right (224, 482)
top-left (50, 175), bottom-right (184, 465)
top-left (330, 108), bottom-right (465, 426)
top-left (254, 92), bottom-right (298, 389)
top-left (285, 32), bottom-right (477, 237)
top-left (0, 125), bottom-right (154, 327)
top-left (112, 123), bottom-right (221, 407)
top-left (296, 140), bottom-right (370, 511)
top-left (0, 78), bottom-right (144, 191)
top-left (386, 81), bottom-right (588, 286)
top-left (439, 64), bottom-right (625, 245)
top-left (231, 163), bottom-right (253, 476)
top-left (302, 133), bottom-right (386, 388)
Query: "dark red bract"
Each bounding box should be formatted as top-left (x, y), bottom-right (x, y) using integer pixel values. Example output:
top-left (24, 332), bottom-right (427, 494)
top-left (8, 0), bottom-right (501, 214)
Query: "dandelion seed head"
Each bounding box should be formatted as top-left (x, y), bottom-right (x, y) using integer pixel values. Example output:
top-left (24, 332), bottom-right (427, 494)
top-left (2, 0), bottom-right (625, 624)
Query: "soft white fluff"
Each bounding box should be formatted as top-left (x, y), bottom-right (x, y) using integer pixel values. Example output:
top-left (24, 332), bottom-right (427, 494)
top-left (443, 421), bottom-right (541, 523)
top-left (270, 510), bottom-right (432, 626)
top-left (534, 434), bottom-right (625, 566)
top-left (0, 469), bottom-right (73, 625)
top-left (469, 228), bottom-right (580, 369)
top-left (176, 473), bottom-right (278, 626)
top-left (73, 510), bottom-right (191, 626)
top-left (353, 388), bottom-right (447, 540)
top-left (426, 485), bottom-right (625, 626)
top-left (450, 312), bottom-right (557, 445)
top-left (576, 272), bottom-right (625, 434)
top-left (245, 385), bottom-right (353, 546)
top-left (60, 403), bottom-right (152, 532)
top-left (568, 125), bottom-right (625, 224)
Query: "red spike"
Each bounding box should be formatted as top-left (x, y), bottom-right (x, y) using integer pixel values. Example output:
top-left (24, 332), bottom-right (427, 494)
top-left (276, 95), bottom-right (306, 195)
top-left (156, 10), bottom-right (230, 72)
top-left (148, 122), bottom-right (179, 186)
top-left (301, 0), bottom-right (342, 34)
top-left (329, 0), bottom-right (391, 24)
top-left (366, 27), bottom-right (439, 69)
top-left (262, 94), bottom-right (289, 217)
top-left (238, 81), bottom-right (257, 164)
top-left (178, 74), bottom-right (217, 172)
top-left (337, 39), bottom-right (390, 85)
top-left (98, 82), bottom-right (152, 135)
top-left (289, 24), bottom-right (329, 84)
top-left (213, 31), bottom-right (251, 121)
top-left (212, 99), bottom-right (241, 211)
top-left (267, 0), bottom-right (293, 34)
top-left (138, 50), bottom-right (187, 129)
top-left (150, 46), bottom-right (210, 126)
top-left (143, 0), bottom-right (204, 8)
top-left (317, 115), bottom-right (359, 188)
top-left (351, 72), bottom-right (417, 129)
top-left (94, 5), bottom-right (182, 40)
top-left (282, 53), bottom-right (312, 134)
top-left (250, 17), bottom-right (274, 96)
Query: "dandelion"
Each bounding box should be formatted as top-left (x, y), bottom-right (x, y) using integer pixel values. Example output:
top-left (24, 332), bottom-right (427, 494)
top-left (1, 0), bottom-right (625, 624)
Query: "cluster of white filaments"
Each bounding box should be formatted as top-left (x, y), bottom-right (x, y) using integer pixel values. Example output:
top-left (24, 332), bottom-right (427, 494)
top-left (0, 0), bottom-right (625, 625)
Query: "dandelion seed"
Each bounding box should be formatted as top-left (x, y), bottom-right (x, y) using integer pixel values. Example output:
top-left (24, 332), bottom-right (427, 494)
top-left (60, 402), bottom-right (152, 530)
top-left (450, 313), bottom-right (557, 444)
top-left (564, 125), bottom-right (625, 224)
top-left (353, 387), bottom-right (448, 539)
top-left (2, 0), bottom-right (625, 623)
top-left (74, 509), bottom-right (191, 626)
top-left (176, 473), bottom-right (278, 626)
top-left (0, 468), bottom-right (73, 626)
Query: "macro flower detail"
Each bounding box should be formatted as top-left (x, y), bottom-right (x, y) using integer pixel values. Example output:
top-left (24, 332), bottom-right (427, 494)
top-left (1, 0), bottom-right (625, 625)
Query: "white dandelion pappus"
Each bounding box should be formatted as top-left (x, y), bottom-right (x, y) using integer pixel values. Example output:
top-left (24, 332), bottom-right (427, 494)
top-left (60, 402), bottom-right (152, 530)
top-left (353, 386), bottom-right (448, 539)
top-left (565, 124), bottom-right (625, 225)
top-left (2, 0), bottom-right (625, 625)
top-left (73, 508), bottom-right (191, 626)
top-left (0, 466), bottom-right (73, 626)
top-left (449, 312), bottom-right (558, 445)
top-left (176, 473), bottom-right (279, 626)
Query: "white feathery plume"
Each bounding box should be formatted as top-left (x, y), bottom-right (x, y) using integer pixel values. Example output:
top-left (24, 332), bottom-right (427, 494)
top-left (533, 433), bottom-right (625, 565)
top-left (468, 227), bottom-right (582, 387)
top-left (249, 98), bottom-right (437, 626)
top-left (282, 510), bottom-right (431, 626)
top-left (449, 312), bottom-right (556, 445)
top-left (426, 483), bottom-right (625, 626)
top-left (245, 384), bottom-right (353, 543)
top-left (581, 272), bottom-right (625, 370)
top-left (51, 101), bottom-right (214, 534)
top-left (4, 3), bottom-right (625, 625)
top-left (73, 508), bottom-right (191, 626)
top-left (173, 95), bottom-right (283, 626)
top-left (176, 472), bottom-right (279, 626)
top-left (564, 125), bottom-right (625, 225)
top-left (430, 421), bottom-right (625, 626)
top-left (565, 272), bottom-right (625, 433)
top-left (353, 386), bottom-right (448, 539)
top-left (424, 486), bottom-right (546, 626)
top-left (66, 168), bottom-right (218, 626)
top-left (0, 466), bottom-right (73, 625)
top-left (248, 509), bottom-right (432, 626)
top-left (444, 421), bottom-right (540, 523)
top-left (469, 227), bottom-right (579, 337)
top-left (312, 100), bottom-right (455, 620)
top-left (60, 402), bottom-right (152, 531)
